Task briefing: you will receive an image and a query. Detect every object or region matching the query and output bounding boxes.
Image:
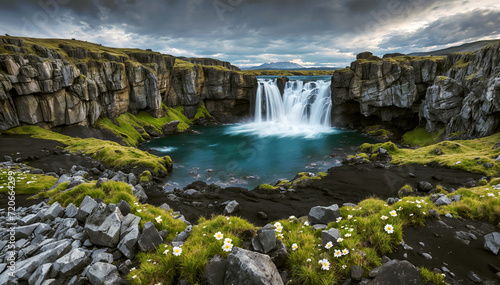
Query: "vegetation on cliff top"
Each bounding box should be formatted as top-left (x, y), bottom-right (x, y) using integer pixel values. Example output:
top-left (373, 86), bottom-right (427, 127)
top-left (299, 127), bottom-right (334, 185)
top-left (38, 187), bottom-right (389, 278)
top-left (361, 133), bottom-right (500, 176)
top-left (401, 127), bottom-right (445, 147)
top-left (0, 167), bottom-right (57, 195)
top-left (2, 126), bottom-right (172, 176)
top-left (95, 105), bottom-right (193, 147)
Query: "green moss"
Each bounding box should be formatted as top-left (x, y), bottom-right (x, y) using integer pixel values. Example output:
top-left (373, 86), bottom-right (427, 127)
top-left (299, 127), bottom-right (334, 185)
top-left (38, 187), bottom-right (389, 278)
top-left (401, 127), bottom-right (445, 147)
top-left (397, 184), bottom-right (414, 198)
top-left (0, 169), bottom-right (57, 195)
top-left (478, 179), bottom-right (488, 186)
top-left (140, 171), bottom-right (152, 182)
top-left (367, 129), bottom-right (392, 138)
top-left (437, 76), bottom-right (449, 81)
top-left (258, 183), bottom-right (276, 192)
top-left (420, 267), bottom-right (446, 284)
top-left (391, 133), bottom-right (500, 176)
top-left (360, 142), bottom-right (400, 154)
top-left (452, 59), bottom-right (470, 69)
top-left (3, 126), bottom-right (171, 176)
top-left (95, 106), bottom-right (194, 147)
top-left (194, 103), bottom-right (211, 120)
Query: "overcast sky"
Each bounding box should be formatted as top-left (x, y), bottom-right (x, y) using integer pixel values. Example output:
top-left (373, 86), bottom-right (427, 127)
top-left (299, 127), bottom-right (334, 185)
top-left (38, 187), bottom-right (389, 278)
top-left (1, 0), bottom-right (499, 68)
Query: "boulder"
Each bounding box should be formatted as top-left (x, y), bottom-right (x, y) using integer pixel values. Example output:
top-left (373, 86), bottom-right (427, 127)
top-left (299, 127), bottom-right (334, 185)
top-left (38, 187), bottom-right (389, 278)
top-left (268, 240), bottom-right (288, 269)
top-left (162, 120), bottom-right (180, 135)
top-left (251, 226), bottom-right (277, 254)
top-left (84, 204), bottom-right (122, 247)
top-left (44, 202), bottom-right (64, 220)
top-left (484, 232), bottom-right (500, 255)
top-left (202, 255), bottom-right (227, 285)
top-left (172, 225), bottom-right (192, 247)
top-left (322, 228), bottom-right (341, 247)
top-left (76, 196), bottom-right (98, 222)
top-left (117, 224), bottom-right (140, 259)
top-left (64, 203), bottom-right (78, 218)
top-left (223, 200), bottom-right (240, 215)
top-left (28, 263), bottom-right (52, 285)
top-left (434, 196), bottom-right (453, 206)
top-left (19, 213), bottom-right (40, 225)
top-left (308, 204), bottom-right (340, 225)
top-left (132, 184), bottom-right (148, 203)
top-left (159, 203), bottom-right (170, 212)
top-left (138, 221), bottom-right (163, 251)
top-left (87, 262), bottom-right (120, 285)
top-left (50, 174), bottom-right (72, 190)
top-left (116, 200), bottom-right (131, 216)
top-left (367, 260), bottom-right (424, 284)
top-left (351, 265), bottom-right (364, 282)
top-left (15, 223), bottom-right (40, 239)
top-left (417, 181), bottom-right (433, 192)
top-left (51, 248), bottom-right (90, 278)
top-left (224, 247), bottom-right (283, 285)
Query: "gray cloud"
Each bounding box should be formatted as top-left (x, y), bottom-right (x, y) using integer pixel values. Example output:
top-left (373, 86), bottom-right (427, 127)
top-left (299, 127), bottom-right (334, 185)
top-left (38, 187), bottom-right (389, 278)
top-left (0, 0), bottom-right (498, 67)
top-left (380, 9), bottom-right (500, 51)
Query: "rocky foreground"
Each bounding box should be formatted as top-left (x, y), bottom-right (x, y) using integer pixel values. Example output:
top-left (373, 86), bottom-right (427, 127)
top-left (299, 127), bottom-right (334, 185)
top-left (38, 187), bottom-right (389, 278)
top-left (1, 155), bottom-right (499, 284)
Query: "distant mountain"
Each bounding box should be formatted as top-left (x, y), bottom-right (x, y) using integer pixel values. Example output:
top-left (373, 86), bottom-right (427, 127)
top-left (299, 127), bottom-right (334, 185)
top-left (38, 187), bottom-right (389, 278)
top-left (243, 61), bottom-right (338, 70)
top-left (409, 40), bottom-right (500, 56)
top-left (245, 61), bottom-right (304, 70)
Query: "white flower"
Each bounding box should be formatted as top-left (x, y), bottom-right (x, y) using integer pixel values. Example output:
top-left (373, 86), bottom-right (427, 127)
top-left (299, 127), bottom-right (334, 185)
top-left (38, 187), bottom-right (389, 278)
top-left (292, 243), bottom-right (298, 251)
top-left (342, 265), bottom-right (347, 269)
top-left (214, 232), bottom-right (223, 240)
top-left (224, 238), bottom-right (233, 245)
top-left (380, 215), bottom-right (388, 220)
top-left (275, 226), bottom-right (283, 233)
top-left (342, 248), bottom-right (349, 255)
top-left (172, 246), bottom-right (182, 256)
top-left (417, 205), bottom-right (421, 208)
top-left (132, 275), bottom-right (137, 278)
top-left (345, 233), bottom-right (351, 237)
top-left (155, 216), bottom-right (162, 223)
top-left (319, 258), bottom-right (330, 270)
top-left (325, 241), bottom-right (333, 249)
top-left (289, 215), bottom-right (296, 220)
top-left (222, 243), bottom-right (233, 252)
top-left (306, 258), bottom-right (311, 262)
top-left (334, 249), bottom-right (342, 258)
top-left (347, 215), bottom-right (352, 220)
top-left (274, 222), bottom-right (282, 228)
top-left (337, 237), bottom-right (343, 243)
top-left (163, 249), bottom-right (169, 255)
top-left (349, 228), bottom-right (354, 232)
top-left (336, 217), bottom-right (342, 223)
top-left (304, 221), bottom-right (310, 226)
top-left (409, 213), bottom-right (414, 216)
top-left (137, 209), bottom-right (142, 212)
top-left (384, 224), bottom-right (394, 234)
top-left (278, 234), bottom-right (284, 239)
top-left (389, 210), bottom-right (397, 217)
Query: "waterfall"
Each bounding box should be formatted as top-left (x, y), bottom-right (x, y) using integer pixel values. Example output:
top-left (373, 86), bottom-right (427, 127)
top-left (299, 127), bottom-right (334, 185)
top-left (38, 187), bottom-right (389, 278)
top-left (255, 78), bottom-right (332, 127)
top-left (228, 77), bottom-right (335, 138)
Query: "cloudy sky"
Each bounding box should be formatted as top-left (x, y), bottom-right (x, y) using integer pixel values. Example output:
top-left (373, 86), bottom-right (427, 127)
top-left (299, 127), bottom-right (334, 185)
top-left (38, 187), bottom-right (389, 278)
top-left (1, 0), bottom-right (499, 68)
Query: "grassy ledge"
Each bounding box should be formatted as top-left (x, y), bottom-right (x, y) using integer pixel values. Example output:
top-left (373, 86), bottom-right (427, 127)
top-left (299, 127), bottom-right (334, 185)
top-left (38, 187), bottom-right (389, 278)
top-left (0, 167), bottom-right (57, 194)
top-left (401, 127), bottom-right (445, 147)
top-left (2, 126), bottom-right (172, 176)
top-left (361, 133), bottom-right (500, 176)
top-left (95, 104), bottom-right (193, 147)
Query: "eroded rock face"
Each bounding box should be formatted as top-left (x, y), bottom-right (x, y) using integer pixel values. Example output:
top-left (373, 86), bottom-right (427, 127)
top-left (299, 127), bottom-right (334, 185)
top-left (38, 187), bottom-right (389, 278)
top-left (331, 43), bottom-right (500, 138)
top-left (0, 37), bottom-right (256, 130)
top-left (224, 247), bottom-right (283, 285)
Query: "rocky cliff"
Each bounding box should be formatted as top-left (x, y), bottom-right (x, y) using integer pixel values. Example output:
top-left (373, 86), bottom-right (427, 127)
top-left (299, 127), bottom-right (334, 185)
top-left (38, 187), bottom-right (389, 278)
top-left (331, 44), bottom-right (500, 138)
top-left (0, 37), bottom-right (256, 131)
top-left (166, 59), bottom-right (256, 122)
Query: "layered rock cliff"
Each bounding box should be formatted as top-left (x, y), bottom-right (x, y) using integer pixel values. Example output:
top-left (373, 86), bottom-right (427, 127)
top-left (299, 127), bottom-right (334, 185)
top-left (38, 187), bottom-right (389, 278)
top-left (0, 37), bottom-right (256, 131)
top-left (331, 44), bottom-right (500, 138)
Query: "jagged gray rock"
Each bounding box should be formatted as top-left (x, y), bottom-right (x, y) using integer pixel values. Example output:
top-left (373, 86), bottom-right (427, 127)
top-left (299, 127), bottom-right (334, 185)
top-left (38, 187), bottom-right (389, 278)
top-left (44, 202), bottom-right (64, 220)
top-left (51, 248), bottom-right (90, 278)
top-left (138, 221), bottom-right (163, 251)
top-left (223, 200), bottom-right (240, 215)
top-left (251, 226), bottom-right (277, 254)
top-left (202, 255), bottom-right (227, 285)
top-left (76, 196), bottom-right (98, 222)
top-left (484, 232), bottom-right (500, 255)
top-left (308, 204), bottom-right (340, 225)
top-left (172, 225), bottom-right (192, 247)
top-left (87, 262), bottom-right (121, 285)
top-left (434, 196), bottom-right (453, 206)
top-left (322, 228), bottom-right (341, 247)
top-left (64, 203), bottom-right (78, 218)
top-left (84, 204), bottom-right (123, 248)
top-left (367, 260), bottom-right (424, 284)
top-left (224, 247), bottom-right (283, 285)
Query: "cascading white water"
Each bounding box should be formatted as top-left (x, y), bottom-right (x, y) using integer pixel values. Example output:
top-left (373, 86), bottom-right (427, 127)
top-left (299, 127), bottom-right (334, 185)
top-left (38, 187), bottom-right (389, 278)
top-left (255, 78), bottom-right (332, 126)
top-left (228, 78), bottom-right (336, 138)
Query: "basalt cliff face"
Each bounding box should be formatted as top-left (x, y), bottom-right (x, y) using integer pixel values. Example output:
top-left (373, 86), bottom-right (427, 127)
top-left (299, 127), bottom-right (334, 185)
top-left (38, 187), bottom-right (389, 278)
top-left (0, 37), bottom-right (256, 131)
top-left (331, 44), bottom-right (500, 138)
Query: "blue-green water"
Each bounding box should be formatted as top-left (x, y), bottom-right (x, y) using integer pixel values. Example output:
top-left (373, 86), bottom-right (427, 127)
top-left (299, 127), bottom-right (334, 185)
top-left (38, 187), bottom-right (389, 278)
top-left (142, 125), bottom-right (376, 191)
